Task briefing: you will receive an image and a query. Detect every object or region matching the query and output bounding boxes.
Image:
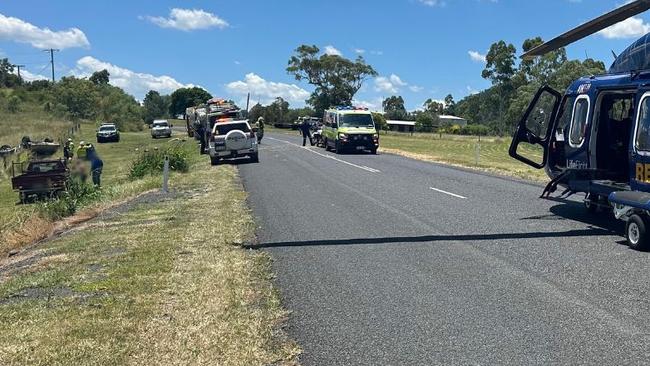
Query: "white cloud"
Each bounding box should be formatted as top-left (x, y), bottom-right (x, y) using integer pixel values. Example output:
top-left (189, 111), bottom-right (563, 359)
top-left (374, 74), bottom-right (409, 93)
top-left (143, 8), bottom-right (229, 31)
top-left (598, 16), bottom-right (650, 39)
top-left (409, 85), bottom-right (424, 92)
top-left (468, 50), bottom-right (487, 63)
top-left (72, 56), bottom-right (193, 98)
top-left (354, 48), bottom-right (366, 54)
top-left (370, 50), bottom-right (384, 56)
top-left (323, 45), bottom-right (342, 56)
top-left (418, 0), bottom-right (446, 7)
top-left (352, 97), bottom-right (383, 112)
top-left (226, 73), bottom-right (310, 105)
top-left (14, 68), bottom-right (48, 82)
top-left (0, 13), bottom-right (89, 49)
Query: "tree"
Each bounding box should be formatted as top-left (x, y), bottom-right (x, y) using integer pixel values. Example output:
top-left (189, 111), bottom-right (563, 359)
top-left (0, 58), bottom-right (20, 88)
top-left (143, 90), bottom-right (169, 124)
top-left (90, 69), bottom-right (110, 85)
top-left (371, 112), bottom-right (388, 131)
top-left (382, 96), bottom-right (407, 120)
top-left (169, 87), bottom-right (213, 117)
top-left (519, 37), bottom-right (567, 85)
top-left (6, 95), bottom-right (20, 113)
top-left (287, 45), bottom-right (377, 115)
top-left (414, 112), bottom-right (439, 132)
top-left (423, 99), bottom-right (444, 115)
top-left (482, 41), bottom-right (517, 85)
top-left (443, 94), bottom-right (456, 115)
top-left (54, 76), bottom-right (99, 119)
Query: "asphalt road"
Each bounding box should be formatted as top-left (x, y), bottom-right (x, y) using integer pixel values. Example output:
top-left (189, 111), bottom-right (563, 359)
top-left (238, 132), bottom-right (650, 365)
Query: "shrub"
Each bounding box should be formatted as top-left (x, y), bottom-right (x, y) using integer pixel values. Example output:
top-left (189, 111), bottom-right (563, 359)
top-left (37, 178), bottom-right (102, 220)
top-left (7, 95), bottom-right (21, 113)
top-left (129, 142), bottom-right (190, 179)
top-left (460, 124), bottom-right (490, 136)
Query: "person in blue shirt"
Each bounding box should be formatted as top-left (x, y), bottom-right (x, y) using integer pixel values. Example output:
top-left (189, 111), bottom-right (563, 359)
top-left (88, 149), bottom-right (104, 187)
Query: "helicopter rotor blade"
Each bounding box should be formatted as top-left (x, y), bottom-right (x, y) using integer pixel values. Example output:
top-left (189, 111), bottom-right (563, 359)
top-left (522, 0), bottom-right (650, 59)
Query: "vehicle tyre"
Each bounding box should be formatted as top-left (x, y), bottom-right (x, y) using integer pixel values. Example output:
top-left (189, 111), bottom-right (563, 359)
top-left (251, 153), bottom-right (259, 163)
top-left (210, 156), bottom-right (220, 166)
top-left (626, 214), bottom-right (650, 251)
top-left (324, 138), bottom-right (330, 151)
top-left (370, 148), bottom-right (378, 155)
top-left (116, 136), bottom-right (120, 143)
top-left (96, 138), bottom-right (102, 143)
top-left (334, 141), bottom-right (342, 154)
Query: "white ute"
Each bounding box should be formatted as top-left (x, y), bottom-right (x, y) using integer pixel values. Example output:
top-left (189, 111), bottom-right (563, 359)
top-left (208, 120), bottom-right (259, 165)
top-left (151, 119), bottom-right (172, 138)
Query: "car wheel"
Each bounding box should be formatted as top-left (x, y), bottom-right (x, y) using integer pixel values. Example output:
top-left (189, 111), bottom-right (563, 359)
top-left (210, 156), bottom-right (220, 166)
top-left (251, 153), bottom-right (259, 163)
top-left (324, 138), bottom-right (330, 151)
top-left (626, 214), bottom-right (650, 251)
top-left (334, 141), bottom-right (342, 154)
top-left (370, 148), bottom-right (378, 155)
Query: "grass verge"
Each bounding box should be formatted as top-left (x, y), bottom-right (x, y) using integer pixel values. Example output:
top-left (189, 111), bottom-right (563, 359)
top-left (0, 160), bottom-right (299, 365)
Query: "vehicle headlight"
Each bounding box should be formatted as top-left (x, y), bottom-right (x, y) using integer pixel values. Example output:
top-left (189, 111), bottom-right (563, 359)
top-left (339, 133), bottom-right (347, 139)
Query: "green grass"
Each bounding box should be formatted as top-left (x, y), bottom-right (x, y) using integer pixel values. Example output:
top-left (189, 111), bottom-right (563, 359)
top-left (0, 159), bottom-right (299, 365)
top-left (379, 132), bottom-right (547, 180)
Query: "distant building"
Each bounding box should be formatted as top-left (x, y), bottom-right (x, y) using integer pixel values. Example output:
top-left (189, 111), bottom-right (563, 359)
top-left (439, 115), bottom-right (467, 127)
top-left (387, 120), bottom-right (416, 133)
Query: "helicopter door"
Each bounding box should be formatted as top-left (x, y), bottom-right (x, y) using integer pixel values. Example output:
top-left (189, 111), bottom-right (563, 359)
top-left (631, 90), bottom-right (650, 191)
top-left (509, 86), bottom-right (561, 169)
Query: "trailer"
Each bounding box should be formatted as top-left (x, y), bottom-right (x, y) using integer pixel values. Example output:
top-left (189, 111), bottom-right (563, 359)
top-left (11, 159), bottom-right (69, 203)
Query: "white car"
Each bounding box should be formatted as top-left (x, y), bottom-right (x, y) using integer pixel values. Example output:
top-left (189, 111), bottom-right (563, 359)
top-left (208, 120), bottom-right (259, 165)
top-left (151, 119), bottom-right (172, 138)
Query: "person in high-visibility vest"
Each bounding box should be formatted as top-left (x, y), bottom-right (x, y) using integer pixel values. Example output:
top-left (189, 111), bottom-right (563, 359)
top-left (76, 141), bottom-right (88, 160)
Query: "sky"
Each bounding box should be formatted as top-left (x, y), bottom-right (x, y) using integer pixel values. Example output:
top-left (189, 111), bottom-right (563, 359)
top-left (0, 0), bottom-right (649, 111)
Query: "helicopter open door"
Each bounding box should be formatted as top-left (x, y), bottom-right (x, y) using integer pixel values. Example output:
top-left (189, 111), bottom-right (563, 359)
top-left (509, 86), bottom-right (562, 169)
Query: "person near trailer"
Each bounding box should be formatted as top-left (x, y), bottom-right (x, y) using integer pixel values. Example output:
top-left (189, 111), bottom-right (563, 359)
top-left (299, 119), bottom-right (314, 147)
top-left (63, 138), bottom-right (74, 160)
top-left (76, 140), bottom-right (88, 160)
top-left (88, 148), bottom-right (104, 187)
top-left (256, 116), bottom-right (265, 143)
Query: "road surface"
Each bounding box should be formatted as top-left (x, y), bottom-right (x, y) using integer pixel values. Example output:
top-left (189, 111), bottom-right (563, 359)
top-left (238, 132), bottom-right (650, 365)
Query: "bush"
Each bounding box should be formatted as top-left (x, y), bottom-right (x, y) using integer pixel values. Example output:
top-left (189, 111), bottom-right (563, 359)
top-left (7, 95), bottom-right (21, 113)
top-left (460, 124), bottom-right (490, 136)
top-left (129, 143), bottom-right (190, 179)
top-left (37, 178), bottom-right (102, 220)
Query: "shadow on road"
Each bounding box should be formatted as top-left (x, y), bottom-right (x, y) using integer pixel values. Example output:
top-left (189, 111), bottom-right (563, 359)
top-left (213, 158), bottom-right (258, 166)
top-left (246, 228), bottom-right (614, 249)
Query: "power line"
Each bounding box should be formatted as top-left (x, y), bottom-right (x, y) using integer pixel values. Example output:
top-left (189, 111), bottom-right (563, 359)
top-left (43, 48), bottom-right (59, 82)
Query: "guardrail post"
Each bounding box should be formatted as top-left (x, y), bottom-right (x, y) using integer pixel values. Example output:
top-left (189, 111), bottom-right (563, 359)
top-left (162, 157), bottom-right (169, 193)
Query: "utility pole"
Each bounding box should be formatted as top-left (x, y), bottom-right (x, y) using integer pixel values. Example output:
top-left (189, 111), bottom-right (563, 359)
top-left (43, 48), bottom-right (59, 82)
top-left (12, 64), bottom-right (25, 82)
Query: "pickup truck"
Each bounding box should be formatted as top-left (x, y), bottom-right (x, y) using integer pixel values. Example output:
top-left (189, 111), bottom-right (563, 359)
top-left (11, 159), bottom-right (69, 203)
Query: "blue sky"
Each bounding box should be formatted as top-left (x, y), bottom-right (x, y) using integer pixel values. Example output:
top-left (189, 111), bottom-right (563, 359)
top-left (0, 0), bottom-right (648, 111)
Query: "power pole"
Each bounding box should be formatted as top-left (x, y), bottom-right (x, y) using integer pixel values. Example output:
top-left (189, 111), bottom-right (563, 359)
top-left (12, 64), bottom-right (25, 81)
top-left (43, 48), bottom-right (59, 82)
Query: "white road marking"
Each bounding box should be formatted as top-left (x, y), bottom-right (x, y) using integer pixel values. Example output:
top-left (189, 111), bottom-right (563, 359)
top-left (267, 136), bottom-right (381, 173)
top-left (429, 187), bottom-right (467, 199)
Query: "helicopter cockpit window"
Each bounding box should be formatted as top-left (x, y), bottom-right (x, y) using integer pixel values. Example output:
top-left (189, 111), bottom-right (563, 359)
top-left (635, 96), bottom-right (650, 152)
top-left (569, 96), bottom-right (590, 147)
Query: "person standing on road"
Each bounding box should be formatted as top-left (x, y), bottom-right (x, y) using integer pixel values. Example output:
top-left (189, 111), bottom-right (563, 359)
top-left (256, 116), bottom-right (265, 144)
top-left (299, 119), bottom-right (314, 147)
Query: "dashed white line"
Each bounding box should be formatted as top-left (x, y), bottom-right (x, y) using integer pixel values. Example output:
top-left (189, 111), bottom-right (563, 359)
top-left (267, 136), bottom-right (381, 173)
top-left (429, 187), bottom-right (467, 199)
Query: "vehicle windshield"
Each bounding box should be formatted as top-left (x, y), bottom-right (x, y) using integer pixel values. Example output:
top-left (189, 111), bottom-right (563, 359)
top-left (340, 114), bottom-right (374, 128)
top-left (153, 122), bottom-right (169, 127)
top-left (216, 123), bottom-right (250, 135)
top-left (99, 126), bottom-right (116, 131)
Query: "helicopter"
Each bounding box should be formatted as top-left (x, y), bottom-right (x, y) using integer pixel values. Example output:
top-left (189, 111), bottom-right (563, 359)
top-left (508, 0), bottom-right (650, 250)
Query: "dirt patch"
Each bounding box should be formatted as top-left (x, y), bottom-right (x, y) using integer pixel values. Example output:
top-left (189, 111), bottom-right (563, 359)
top-left (0, 286), bottom-right (106, 306)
